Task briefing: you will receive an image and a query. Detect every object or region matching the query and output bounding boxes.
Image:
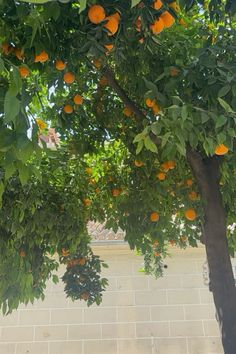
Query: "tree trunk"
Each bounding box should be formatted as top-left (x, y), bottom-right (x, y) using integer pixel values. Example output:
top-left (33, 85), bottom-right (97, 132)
top-left (187, 150), bottom-right (236, 354)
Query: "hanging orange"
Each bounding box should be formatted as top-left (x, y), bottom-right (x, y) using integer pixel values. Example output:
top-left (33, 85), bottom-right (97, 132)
top-left (150, 212), bottom-right (160, 222)
top-left (34, 50), bottom-right (49, 63)
top-left (150, 17), bottom-right (164, 34)
top-left (134, 160), bottom-right (144, 167)
top-left (145, 98), bottom-right (156, 107)
top-left (152, 103), bottom-right (160, 114)
top-left (153, 0), bottom-right (163, 10)
top-left (55, 60), bottom-right (66, 71)
top-left (88, 5), bottom-right (106, 24)
top-left (123, 107), bottom-right (133, 117)
top-left (160, 11), bottom-right (175, 28)
top-left (73, 94), bottom-right (83, 105)
top-left (157, 172), bottom-right (166, 181)
top-left (64, 105), bottom-right (73, 114)
top-left (214, 144), bottom-right (229, 156)
top-left (104, 44), bottom-right (114, 52)
top-left (19, 66), bottom-right (29, 78)
top-left (184, 208), bottom-right (197, 221)
top-left (64, 72), bottom-right (75, 84)
top-left (14, 48), bottom-right (24, 60)
top-left (103, 15), bottom-right (119, 36)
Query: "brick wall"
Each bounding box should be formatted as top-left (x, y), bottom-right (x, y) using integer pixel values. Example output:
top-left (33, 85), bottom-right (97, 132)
top-left (0, 244), bottom-right (224, 354)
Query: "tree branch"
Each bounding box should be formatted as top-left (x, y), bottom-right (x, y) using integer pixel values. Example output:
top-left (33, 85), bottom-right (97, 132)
top-left (102, 66), bottom-right (147, 121)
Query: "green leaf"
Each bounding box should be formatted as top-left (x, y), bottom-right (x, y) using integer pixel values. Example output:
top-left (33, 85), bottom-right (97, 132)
top-left (150, 122), bottom-right (161, 135)
top-left (218, 98), bottom-right (234, 113)
top-left (133, 133), bottom-right (145, 143)
top-left (143, 78), bottom-right (158, 95)
top-left (131, 0), bottom-right (141, 8)
top-left (144, 136), bottom-right (158, 153)
top-left (19, 166), bottom-right (30, 186)
top-left (218, 85), bottom-right (231, 98)
top-left (79, 0), bottom-right (87, 13)
top-left (52, 274), bottom-right (59, 284)
top-left (136, 140), bottom-right (144, 155)
top-left (0, 57), bottom-right (5, 72)
top-left (19, 0), bottom-right (53, 3)
top-left (4, 91), bottom-right (21, 123)
top-left (215, 115), bottom-right (227, 129)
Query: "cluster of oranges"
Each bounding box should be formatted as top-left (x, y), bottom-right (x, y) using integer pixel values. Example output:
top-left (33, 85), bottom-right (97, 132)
top-left (88, 4), bottom-right (120, 38)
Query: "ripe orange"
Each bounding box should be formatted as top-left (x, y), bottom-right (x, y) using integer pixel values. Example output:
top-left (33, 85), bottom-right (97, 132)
top-left (214, 144), bottom-right (229, 156)
top-left (157, 172), bottom-right (166, 181)
top-left (99, 76), bottom-right (109, 86)
top-left (61, 248), bottom-right (70, 257)
top-left (184, 208), bottom-right (197, 221)
top-left (150, 17), bottom-right (164, 34)
top-left (103, 15), bottom-right (119, 36)
top-left (88, 5), bottom-right (106, 24)
top-left (167, 160), bottom-right (176, 169)
top-left (161, 162), bottom-right (170, 172)
top-left (160, 11), bottom-right (175, 28)
top-left (150, 212), bottom-right (160, 222)
top-left (78, 257), bottom-right (86, 266)
top-left (93, 58), bottom-right (102, 69)
top-left (104, 44), bottom-right (114, 52)
top-left (64, 72), bottom-right (75, 84)
top-left (83, 198), bottom-right (92, 206)
top-left (19, 66), bottom-right (29, 78)
top-left (19, 250), bottom-right (26, 258)
top-left (112, 188), bottom-right (121, 197)
top-left (188, 191), bottom-right (198, 201)
top-left (186, 179), bottom-right (193, 187)
top-left (152, 103), bottom-right (160, 114)
top-left (64, 105), bottom-right (73, 114)
top-left (113, 12), bottom-right (121, 22)
top-left (14, 48), bottom-right (24, 60)
top-left (134, 160), bottom-right (144, 167)
top-left (81, 292), bottom-right (89, 300)
top-left (73, 94), bottom-right (83, 105)
top-left (2, 42), bottom-right (10, 55)
top-left (55, 60), bottom-right (66, 71)
top-left (145, 98), bottom-right (155, 107)
top-left (153, 0), bottom-right (163, 10)
top-left (123, 107), bottom-right (133, 117)
top-left (34, 50), bottom-right (49, 63)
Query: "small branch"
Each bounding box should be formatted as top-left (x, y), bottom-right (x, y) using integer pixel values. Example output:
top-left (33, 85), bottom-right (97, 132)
top-left (102, 66), bottom-right (147, 121)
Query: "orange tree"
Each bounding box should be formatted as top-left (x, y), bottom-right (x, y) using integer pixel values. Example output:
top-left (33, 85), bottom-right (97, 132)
top-left (1, 0), bottom-right (236, 352)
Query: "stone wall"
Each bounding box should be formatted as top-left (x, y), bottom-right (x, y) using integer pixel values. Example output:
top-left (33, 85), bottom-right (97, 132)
top-left (0, 244), bottom-right (224, 354)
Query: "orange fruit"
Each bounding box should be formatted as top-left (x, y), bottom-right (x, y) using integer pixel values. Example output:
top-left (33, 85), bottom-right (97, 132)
top-left (34, 50), bottom-right (49, 63)
top-left (55, 60), bottom-right (66, 71)
top-left (78, 257), bottom-right (86, 266)
top-left (167, 160), bottom-right (176, 169)
top-left (61, 248), bottom-right (70, 257)
top-left (169, 1), bottom-right (180, 12)
top-left (150, 17), bottom-right (164, 34)
top-left (160, 11), bottom-right (175, 28)
top-left (81, 292), bottom-right (89, 300)
top-left (85, 167), bottom-right (93, 175)
top-left (2, 42), bottom-right (10, 55)
top-left (73, 94), bottom-right (83, 105)
top-left (150, 212), bottom-right (160, 222)
top-left (14, 48), bottom-right (24, 60)
top-left (152, 103), bottom-right (160, 114)
top-left (153, 0), bottom-right (163, 10)
top-left (170, 67), bottom-right (180, 77)
top-left (112, 188), bottom-right (121, 197)
top-left (19, 250), bottom-right (26, 258)
top-left (123, 107), bottom-right (133, 117)
top-left (64, 105), bottom-right (73, 114)
top-left (83, 198), bottom-right (92, 206)
top-left (186, 179), bottom-right (193, 187)
top-left (136, 16), bottom-right (142, 32)
top-left (104, 44), bottom-right (114, 52)
top-left (103, 15), bottom-right (119, 36)
top-left (19, 66), bottom-right (29, 78)
top-left (145, 98), bottom-right (156, 107)
top-left (99, 76), bottom-right (109, 86)
top-left (64, 72), bottom-right (75, 84)
top-left (161, 162), bottom-right (170, 172)
top-left (93, 58), bottom-right (102, 69)
top-left (157, 172), bottom-right (166, 181)
top-left (88, 5), bottom-right (106, 24)
top-left (184, 208), bottom-right (197, 221)
top-left (113, 12), bottom-right (121, 22)
top-left (134, 160), bottom-right (144, 167)
top-left (188, 191), bottom-right (198, 201)
top-left (215, 144), bottom-right (229, 156)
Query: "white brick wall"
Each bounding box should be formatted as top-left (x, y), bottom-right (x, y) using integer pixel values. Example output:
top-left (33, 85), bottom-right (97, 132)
top-left (0, 244), bottom-right (223, 354)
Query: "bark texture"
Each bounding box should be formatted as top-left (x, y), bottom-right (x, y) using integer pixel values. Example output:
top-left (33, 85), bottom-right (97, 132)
top-left (187, 149), bottom-right (236, 354)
